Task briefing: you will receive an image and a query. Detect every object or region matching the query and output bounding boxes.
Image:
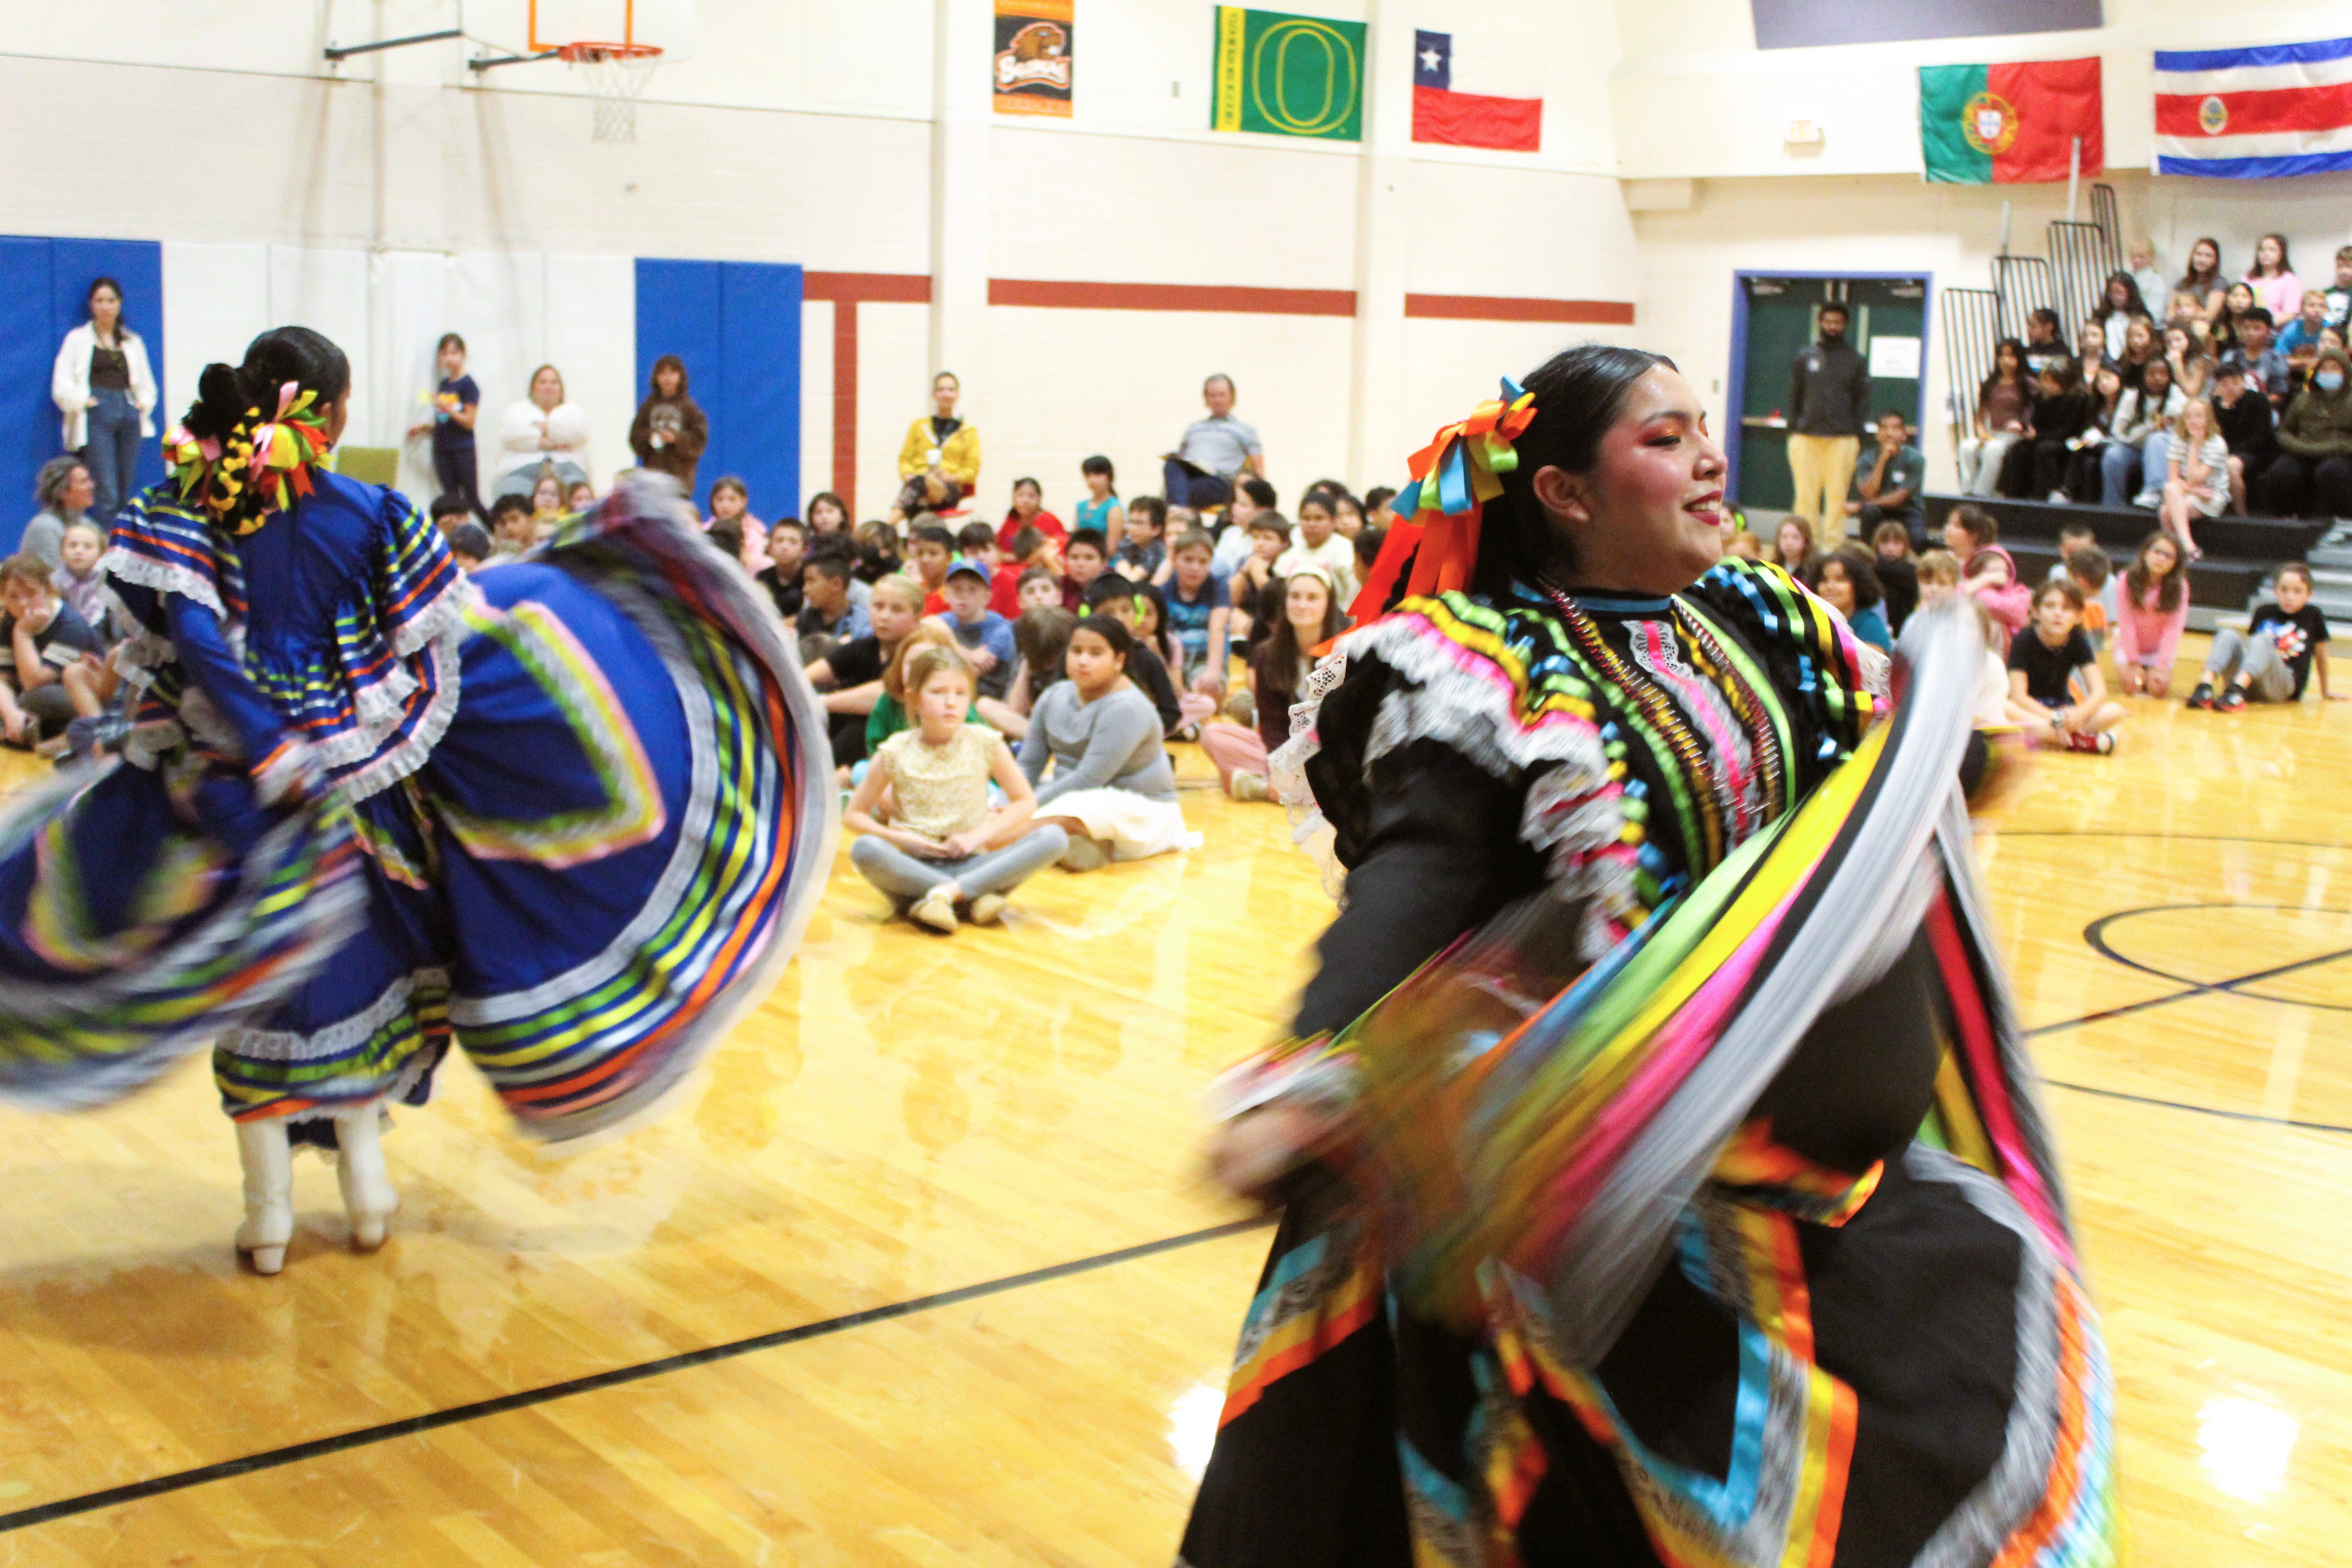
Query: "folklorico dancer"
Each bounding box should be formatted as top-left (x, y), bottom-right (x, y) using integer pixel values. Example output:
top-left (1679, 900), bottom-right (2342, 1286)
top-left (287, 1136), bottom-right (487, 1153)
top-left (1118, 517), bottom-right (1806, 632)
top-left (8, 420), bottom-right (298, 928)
top-left (1179, 344), bottom-right (2113, 1567)
top-left (0, 326), bottom-right (834, 1274)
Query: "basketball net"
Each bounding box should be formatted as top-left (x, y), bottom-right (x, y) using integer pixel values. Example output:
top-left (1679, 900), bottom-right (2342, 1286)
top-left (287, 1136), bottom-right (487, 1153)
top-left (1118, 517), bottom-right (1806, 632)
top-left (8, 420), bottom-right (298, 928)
top-left (561, 42), bottom-right (662, 143)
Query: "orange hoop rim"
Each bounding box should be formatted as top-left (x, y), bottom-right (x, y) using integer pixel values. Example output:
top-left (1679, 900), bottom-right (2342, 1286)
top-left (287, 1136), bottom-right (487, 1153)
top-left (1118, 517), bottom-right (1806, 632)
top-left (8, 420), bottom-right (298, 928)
top-left (557, 40), bottom-right (662, 63)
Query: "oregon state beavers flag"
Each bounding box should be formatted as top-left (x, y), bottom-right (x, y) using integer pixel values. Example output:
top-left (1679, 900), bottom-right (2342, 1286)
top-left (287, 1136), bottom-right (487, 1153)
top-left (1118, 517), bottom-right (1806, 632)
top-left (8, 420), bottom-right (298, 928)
top-left (994, 0), bottom-right (1073, 117)
top-left (1919, 59), bottom-right (2102, 182)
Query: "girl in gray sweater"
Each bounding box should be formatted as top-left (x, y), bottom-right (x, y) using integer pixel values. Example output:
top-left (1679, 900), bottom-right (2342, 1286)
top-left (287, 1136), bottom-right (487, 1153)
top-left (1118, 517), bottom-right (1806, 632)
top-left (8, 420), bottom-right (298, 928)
top-left (1020, 616), bottom-right (1197, 869)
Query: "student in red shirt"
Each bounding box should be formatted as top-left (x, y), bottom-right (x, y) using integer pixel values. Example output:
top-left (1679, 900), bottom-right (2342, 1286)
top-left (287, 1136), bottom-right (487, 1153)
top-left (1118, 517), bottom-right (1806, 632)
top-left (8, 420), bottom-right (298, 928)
top-left (996, 476), bottom-right (1066, 554)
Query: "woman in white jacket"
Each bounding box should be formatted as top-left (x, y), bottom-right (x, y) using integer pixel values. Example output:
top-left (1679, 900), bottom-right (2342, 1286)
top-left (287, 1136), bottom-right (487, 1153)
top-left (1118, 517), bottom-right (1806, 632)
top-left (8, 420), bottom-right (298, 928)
top-left (493, 363), bottom-right (593, 498)
top-left (50, 277), bottom-right (158, 520)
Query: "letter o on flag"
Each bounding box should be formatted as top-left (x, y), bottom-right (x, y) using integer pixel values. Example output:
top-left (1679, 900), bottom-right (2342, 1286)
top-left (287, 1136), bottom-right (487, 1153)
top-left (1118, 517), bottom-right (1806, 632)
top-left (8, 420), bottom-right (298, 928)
top-left (1250, 19), bottom-right (1360, 136)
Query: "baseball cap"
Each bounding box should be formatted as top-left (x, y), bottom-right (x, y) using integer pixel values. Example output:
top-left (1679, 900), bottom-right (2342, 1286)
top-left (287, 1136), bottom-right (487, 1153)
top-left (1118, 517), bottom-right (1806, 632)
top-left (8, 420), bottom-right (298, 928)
top-left (945, 556), bottom-right (992, 585)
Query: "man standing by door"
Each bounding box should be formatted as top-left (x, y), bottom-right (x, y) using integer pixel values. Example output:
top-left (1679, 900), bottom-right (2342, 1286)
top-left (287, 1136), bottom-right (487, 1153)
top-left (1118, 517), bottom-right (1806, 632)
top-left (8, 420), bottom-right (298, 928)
top-left (1786, 303), bottom-right (1870, 547)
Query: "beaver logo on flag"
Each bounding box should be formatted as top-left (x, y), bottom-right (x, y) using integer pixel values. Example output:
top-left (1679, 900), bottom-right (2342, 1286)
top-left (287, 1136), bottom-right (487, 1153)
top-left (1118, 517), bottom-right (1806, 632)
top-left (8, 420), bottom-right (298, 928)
top-left (997, 23), bottom-right (1070, 89)
top-left (993, 2), bottom-right (1073, 116)
top-left (2198, 94), bottom-right (2228, 135)
top-left (1961, 91), bottom-right (2020, 155)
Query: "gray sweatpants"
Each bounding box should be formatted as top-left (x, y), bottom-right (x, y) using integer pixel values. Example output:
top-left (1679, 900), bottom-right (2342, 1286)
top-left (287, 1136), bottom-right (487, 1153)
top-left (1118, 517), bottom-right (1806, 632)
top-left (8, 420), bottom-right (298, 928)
top-left (850, 825), bottom-right (1069, 904)
top-left (2203, 626), bottom-right (2297, 703)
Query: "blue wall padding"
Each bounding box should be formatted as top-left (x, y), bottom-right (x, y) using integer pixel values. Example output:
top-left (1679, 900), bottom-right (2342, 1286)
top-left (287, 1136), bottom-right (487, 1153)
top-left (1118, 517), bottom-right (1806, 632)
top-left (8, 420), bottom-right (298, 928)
top-left (0, 235), bottom-right (166, 551)
top-left (634, 258), bottom-right (801, 520)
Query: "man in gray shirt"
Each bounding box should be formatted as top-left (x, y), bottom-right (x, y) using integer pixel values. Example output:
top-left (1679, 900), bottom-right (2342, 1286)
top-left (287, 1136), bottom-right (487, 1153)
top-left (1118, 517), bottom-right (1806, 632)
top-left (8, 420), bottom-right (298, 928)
top-left (1786, 303), bottom-right (1871, 547)
top-left (1162, 374), bottom-right (1265, 511)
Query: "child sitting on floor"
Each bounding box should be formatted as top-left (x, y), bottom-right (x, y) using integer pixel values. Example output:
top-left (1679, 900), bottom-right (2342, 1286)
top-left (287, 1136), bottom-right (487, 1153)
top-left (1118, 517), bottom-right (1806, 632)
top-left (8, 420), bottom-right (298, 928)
top-left (1060, 527), bottom-right (1112, 612)
top-left (1117, 494), bottom-right (1169, 583)
top-left (2112, 532), bottom-right (2189, 696)
top-left (980, 604), bottom-right (1076, 741)
top-left (2006, 578), bottom-right (2123, 752)
top-left (2188, 562), bottom-right (2342, 710)
top-left (1200, 564), bottom-right (1344, 801)
top-left (845, 643), bottom-right (1063, 934)
top-left (1083, 573), bottom-right (1184, 735)
top-left (0, 552), bottom-right (112, 755)
top-left (1871, 521), bottom-right (1918, 632)
top-left (2060, 544), bottom-right (2113, 655)
top-left (50, 519), bottom-right (117, 632)
top-left (1943, 504), bottom-right (2029, 640)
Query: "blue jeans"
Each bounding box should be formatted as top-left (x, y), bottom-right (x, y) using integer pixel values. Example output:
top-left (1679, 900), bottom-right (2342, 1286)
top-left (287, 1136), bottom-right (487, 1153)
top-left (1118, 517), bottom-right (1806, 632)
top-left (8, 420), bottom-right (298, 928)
top-left (82, 387), bottom-right (142, 521)
top-left (1163, 459), bottom-right (1234, 512)
top-left (2097, 440), bottom-right (2141, 508)
top-left (850, 826), bottom-right (1068, 904)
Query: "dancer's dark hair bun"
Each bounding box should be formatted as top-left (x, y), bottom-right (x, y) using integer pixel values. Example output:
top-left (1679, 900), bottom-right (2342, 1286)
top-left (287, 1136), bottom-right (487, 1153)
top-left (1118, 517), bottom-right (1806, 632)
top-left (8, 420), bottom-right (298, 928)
top-left (178, 327), bottom-right (352, 440)
top-left (183, 362), bottom-right (249, 441)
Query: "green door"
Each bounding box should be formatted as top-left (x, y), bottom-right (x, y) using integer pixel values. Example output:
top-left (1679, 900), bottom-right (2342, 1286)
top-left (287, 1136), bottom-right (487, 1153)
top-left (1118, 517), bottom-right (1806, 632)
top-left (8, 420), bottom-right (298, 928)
top-left (1734, 275), bottom-right (1928, 512)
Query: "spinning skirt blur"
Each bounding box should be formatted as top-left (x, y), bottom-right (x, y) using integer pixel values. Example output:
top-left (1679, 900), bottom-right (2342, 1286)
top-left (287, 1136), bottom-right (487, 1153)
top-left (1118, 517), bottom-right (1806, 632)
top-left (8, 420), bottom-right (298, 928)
top-left (0, 488), bottom-right (835, 1143)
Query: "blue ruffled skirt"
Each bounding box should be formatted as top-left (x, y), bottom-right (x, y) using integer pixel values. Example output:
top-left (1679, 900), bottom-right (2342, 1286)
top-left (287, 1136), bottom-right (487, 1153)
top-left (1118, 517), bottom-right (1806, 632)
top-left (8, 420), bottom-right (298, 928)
top-left (0, 480), bottom-right (835, 1142)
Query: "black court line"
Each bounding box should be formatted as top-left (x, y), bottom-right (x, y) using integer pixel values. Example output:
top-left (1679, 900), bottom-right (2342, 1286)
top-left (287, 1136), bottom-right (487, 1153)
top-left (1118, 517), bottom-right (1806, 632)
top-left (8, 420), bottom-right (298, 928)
top-left (2039, 1075), bottom-right (2352, 1138)
top-left (2000, 900), bottom-right (2352, 1137)
top-left (7, 833), bottom-right (2345, 1531)
top-left (0, 1215), bottom-right (1272, 1535)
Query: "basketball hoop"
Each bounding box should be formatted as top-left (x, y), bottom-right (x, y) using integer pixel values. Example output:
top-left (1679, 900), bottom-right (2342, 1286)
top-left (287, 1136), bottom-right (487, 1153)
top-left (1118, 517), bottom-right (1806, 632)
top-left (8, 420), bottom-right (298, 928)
top-left (560, 41), bottom-right (662, 143)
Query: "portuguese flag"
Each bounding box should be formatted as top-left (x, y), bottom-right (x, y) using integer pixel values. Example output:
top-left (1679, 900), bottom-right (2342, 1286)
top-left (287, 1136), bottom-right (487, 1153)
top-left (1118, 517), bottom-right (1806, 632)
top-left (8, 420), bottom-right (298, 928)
top-left (1919, 59), bottom-right (2103, 183)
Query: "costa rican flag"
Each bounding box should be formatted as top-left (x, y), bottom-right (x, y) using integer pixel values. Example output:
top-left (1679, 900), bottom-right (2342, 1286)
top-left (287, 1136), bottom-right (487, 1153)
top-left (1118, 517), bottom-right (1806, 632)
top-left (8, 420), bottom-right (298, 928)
top-left (2153, 35), bottom-right (2352, 178)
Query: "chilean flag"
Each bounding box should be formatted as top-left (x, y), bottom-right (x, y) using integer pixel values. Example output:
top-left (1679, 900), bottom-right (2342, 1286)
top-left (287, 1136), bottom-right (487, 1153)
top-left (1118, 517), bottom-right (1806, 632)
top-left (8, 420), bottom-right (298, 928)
top-left (1413, 31), bottom-right (1543, 152)
top-left (2154, 35), bottom-right (2352, 178)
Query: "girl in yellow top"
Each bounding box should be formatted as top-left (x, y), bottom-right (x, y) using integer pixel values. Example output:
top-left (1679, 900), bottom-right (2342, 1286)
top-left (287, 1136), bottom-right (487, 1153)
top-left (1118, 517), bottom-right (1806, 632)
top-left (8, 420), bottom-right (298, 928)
top-left (844, 643), bottom-right (1065, 933)
top-left (895, 370), bottom-right (982, 518)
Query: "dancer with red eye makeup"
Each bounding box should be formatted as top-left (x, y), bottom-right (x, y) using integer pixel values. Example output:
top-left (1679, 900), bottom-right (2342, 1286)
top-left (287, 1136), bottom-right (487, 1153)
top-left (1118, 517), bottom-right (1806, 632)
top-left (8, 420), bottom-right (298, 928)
top-left (1179, 344), bottom-right (2117, 1568)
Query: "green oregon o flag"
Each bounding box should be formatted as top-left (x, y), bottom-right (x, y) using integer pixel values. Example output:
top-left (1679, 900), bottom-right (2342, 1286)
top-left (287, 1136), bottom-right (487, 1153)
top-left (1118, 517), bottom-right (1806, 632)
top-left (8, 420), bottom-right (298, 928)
top-left (1211, 7), bottom-right (1365, 142)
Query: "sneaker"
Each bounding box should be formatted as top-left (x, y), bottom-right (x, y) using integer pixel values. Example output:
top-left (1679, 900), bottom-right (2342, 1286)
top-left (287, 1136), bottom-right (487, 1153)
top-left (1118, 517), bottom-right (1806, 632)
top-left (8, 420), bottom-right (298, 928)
top-left (2063, 730), bottom-right (2115, 755)
top-left (2216, 686), bottom-right (2248, 712)
top-left (909, 888), bottom-right (959, 933)
top-left (1230, 771), bottom-right (1270, 802)
top-left (2131, 491), bottom-right (2160, 509)
top-left (2186, 682), bottom-right (2215, 709)
top-left (965, 893), bottom-right (1007, 926)
top-left (1058, 836), bottom-right (1111, 872)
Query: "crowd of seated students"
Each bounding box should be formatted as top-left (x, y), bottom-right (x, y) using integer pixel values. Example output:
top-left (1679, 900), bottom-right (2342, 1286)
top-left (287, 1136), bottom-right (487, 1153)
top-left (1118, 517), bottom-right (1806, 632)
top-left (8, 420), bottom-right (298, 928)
top-left (749, 465), bottom-right (1393, 933)
top-left (1749, 490), bottom-right (2342, 759)
top-left (1954, 237), bottom-right (2352, 525)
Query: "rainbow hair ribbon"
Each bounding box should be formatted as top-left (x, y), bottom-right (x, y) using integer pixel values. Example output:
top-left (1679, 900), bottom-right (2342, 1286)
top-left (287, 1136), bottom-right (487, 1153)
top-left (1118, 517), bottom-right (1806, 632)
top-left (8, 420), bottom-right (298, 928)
top-left (165, 380), bottom-right (330, 535)
top-left (1350, 377), bottom-right (1538, 621)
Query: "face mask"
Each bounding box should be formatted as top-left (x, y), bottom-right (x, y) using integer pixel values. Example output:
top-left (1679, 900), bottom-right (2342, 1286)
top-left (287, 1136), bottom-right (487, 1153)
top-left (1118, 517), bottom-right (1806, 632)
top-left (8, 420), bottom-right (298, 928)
top-left (2320, 371), bottom-right (2347, 393)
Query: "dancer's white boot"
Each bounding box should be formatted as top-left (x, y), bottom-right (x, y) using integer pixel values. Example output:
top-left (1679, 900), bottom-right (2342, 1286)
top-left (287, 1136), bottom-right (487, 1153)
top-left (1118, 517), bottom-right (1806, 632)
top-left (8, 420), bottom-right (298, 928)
top-left (334, 1105), bottom-right (398, 1250)
top-left (233, 1117), bottom-right (295, 1275)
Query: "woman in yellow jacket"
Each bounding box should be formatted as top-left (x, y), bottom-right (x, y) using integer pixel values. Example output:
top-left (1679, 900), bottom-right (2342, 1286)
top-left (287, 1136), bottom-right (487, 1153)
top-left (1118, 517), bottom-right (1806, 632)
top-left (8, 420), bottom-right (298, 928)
top-left (895, 371), bottom-right (981, 517)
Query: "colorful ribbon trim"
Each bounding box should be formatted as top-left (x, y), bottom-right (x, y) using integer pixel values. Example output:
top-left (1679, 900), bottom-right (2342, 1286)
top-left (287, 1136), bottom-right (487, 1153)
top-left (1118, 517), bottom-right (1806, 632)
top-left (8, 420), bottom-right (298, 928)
top-left (164, 380), bottom-right (330, 535)
top-left (1377, 376), bottom-right (1538, 608)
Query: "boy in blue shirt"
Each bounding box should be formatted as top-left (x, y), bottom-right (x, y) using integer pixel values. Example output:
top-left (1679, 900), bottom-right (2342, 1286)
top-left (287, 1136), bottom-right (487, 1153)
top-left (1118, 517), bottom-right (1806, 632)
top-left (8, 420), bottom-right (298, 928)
top-left (939, 558), bottom-right (1017, 700)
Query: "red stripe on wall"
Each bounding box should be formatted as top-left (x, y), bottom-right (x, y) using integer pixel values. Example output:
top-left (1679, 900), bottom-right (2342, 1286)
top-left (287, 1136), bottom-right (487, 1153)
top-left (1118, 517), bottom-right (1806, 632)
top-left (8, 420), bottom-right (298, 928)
top-left (1404, 293), bottom-right (1635, 324)
top-left (2154, 82), bottom-right (2352, 138)
top-left (988, 278), bottom-right (1358, 315)
top-left (804, 271), bottom-right (932, 304)
top-left (799, 272), bottom-right (931, 502)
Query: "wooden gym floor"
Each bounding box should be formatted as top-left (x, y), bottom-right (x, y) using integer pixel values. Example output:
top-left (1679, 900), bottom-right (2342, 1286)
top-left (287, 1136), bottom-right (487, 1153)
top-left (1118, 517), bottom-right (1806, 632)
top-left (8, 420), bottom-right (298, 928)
top-left (1, 632), bottom-right (2347, 1565)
